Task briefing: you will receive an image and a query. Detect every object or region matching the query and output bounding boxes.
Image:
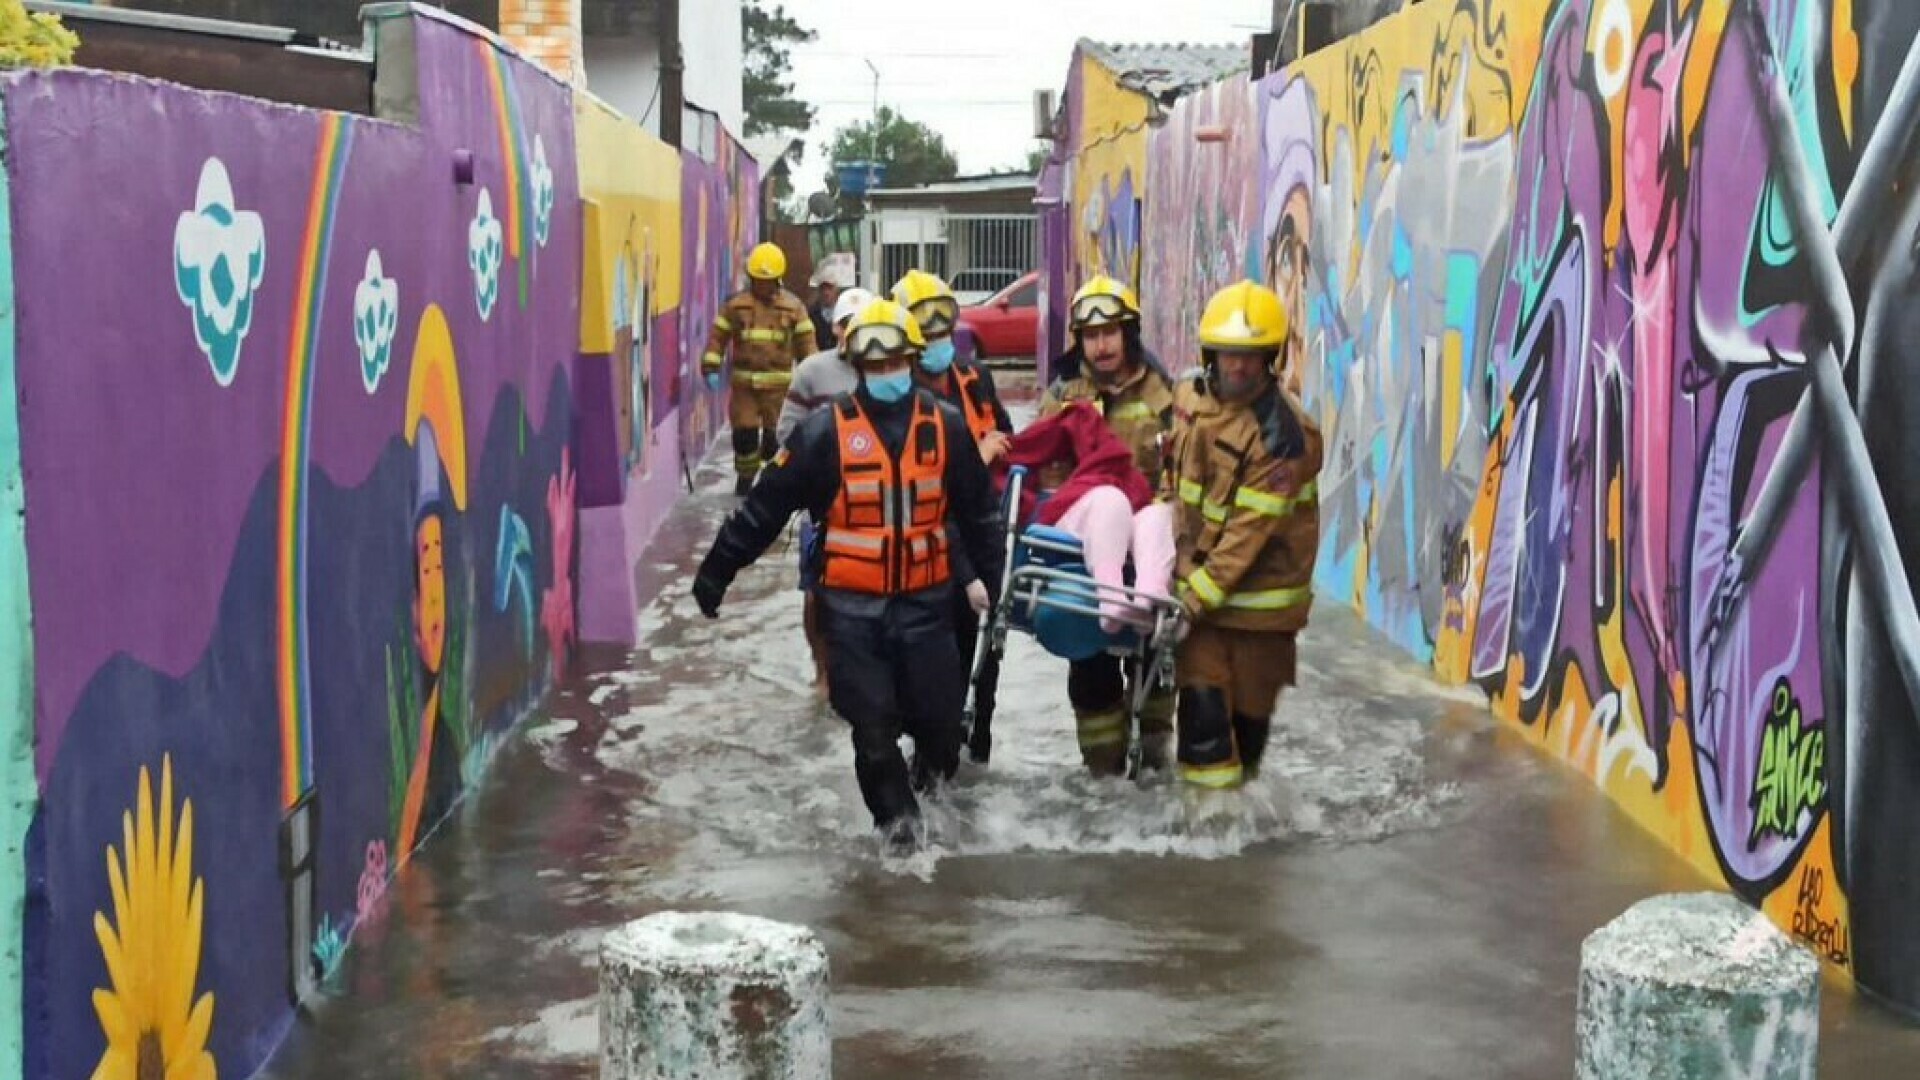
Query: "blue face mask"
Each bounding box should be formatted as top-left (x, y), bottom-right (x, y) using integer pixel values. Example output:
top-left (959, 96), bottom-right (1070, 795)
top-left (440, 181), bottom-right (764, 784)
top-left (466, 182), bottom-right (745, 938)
top-left (866, 370), bottom-right (914, 403)
top-left (920, 338), bottom-right (956, 374)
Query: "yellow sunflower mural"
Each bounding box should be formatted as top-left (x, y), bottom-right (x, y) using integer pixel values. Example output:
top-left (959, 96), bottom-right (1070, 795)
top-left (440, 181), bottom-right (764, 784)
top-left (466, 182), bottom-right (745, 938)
top-left (91, 755), bottom-right (216, 1080)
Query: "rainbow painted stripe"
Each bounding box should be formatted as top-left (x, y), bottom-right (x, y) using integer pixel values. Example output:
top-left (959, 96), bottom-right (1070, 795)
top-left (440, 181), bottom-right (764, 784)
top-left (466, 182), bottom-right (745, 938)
top-left (277, 112), bottom-right (356, 810)
top-left (479, 39), bottom-right (533, 304)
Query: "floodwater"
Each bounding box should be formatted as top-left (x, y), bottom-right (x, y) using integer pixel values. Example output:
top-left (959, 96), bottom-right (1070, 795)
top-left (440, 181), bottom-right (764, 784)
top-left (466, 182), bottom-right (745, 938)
top-left (265, 437), bottom-right (1920, 1079)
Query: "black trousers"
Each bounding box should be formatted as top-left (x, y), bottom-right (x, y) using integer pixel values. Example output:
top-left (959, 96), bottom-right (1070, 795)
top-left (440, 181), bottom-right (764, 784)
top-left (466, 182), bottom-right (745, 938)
top-left (824, 595), bottom-right (965, 831)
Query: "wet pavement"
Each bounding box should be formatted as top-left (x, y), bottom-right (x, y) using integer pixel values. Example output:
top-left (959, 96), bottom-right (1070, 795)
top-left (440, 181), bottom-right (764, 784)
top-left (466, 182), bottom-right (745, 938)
top-left (264, 440), bottom-right (1920, 1079)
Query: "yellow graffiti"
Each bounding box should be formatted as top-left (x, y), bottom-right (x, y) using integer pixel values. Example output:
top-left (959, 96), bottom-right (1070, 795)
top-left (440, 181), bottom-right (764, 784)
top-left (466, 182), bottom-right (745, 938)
top-left (1072, 50), bottom-right (1151, 289)
top-left (1833, 0), bottom-right (1859, 143)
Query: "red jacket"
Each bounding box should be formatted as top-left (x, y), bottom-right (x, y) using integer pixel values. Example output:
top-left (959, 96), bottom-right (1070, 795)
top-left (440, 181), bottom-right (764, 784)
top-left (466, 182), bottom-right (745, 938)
top-left (997, 402), bottom-right (1155, 528)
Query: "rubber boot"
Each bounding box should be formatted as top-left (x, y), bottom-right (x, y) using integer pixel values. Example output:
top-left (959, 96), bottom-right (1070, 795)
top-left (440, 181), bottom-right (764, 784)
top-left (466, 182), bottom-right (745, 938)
top-left (1176, 686), bottom-right (1242, 789)
top-left (1075, 706), bottom-right (1131, 776)
top-left (731, 428), bottom-right (761, 497)
top-left (1137, 686), bottom-right (1177, 774)
top-left (1232, 712), bottom-right (1272, 780)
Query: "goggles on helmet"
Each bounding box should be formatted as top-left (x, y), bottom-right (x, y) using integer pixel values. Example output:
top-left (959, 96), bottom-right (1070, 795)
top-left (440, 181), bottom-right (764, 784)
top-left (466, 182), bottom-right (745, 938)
top-left (1071, 290), bottom-right (1134, 329)
top-left (846, 322), bottom-right (918, 362)
top-left (910, 297), bottom-right (958, 337)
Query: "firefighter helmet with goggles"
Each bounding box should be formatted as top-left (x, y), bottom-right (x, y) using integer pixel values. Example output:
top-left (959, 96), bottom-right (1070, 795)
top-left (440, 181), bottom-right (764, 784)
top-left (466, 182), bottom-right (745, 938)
top-left (1069, 275), bottom-right (1140, 330)
top-left (747, 242), bottom-right (788, 281)
top-left (891, 269), bottom-right (959, 337)
top-left (844, 299), bottom-right (926, 362)
top-left (1198, 280), bottom-right (1288, 349)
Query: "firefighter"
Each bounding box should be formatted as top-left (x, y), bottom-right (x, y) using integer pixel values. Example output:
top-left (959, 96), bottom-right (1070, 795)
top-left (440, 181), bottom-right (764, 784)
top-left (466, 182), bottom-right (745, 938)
top-left (1035, 275), bottom-right (1178, 776)
top-left (693, 299), bottom-right (1006, 851)
top-left (1164, 280), bottom-right (1322, 790)
top-left (894, 269), bottom-right (1014, 763)
top-left (704, 242), bottom-right (815, 495)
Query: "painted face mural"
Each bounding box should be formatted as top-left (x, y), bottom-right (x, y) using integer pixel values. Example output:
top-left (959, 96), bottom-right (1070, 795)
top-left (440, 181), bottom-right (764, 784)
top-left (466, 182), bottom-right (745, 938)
top-left (414, 505), bottom-right (447, 676)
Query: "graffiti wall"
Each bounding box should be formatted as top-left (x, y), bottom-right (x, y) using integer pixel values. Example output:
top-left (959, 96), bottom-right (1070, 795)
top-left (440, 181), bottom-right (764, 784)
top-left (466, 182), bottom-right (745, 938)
top-left (1144, 0), bottom-right (1920, 1010)
top-left (570, 92), bottom-right (759, 646)
top-left (1072, 49), bottom-right (1148, 300)
top-left (11, 9), bottom-right (585, 1077)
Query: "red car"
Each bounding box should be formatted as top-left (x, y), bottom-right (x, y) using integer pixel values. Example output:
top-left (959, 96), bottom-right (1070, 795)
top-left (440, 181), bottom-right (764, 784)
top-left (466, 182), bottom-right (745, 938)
top-left (958, 271), bottom-right (1039, 360)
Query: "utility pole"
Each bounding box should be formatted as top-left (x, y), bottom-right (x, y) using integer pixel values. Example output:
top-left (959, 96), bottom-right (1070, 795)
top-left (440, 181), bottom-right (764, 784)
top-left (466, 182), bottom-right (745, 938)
top-left (659, 0), bottom-right (684, 149)
top-left (864, 58), bottom-right (881, 196)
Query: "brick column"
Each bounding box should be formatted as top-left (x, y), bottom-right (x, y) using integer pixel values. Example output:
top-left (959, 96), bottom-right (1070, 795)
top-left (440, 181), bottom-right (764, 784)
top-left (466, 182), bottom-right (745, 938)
top-left (500, 0), bottom-right (585, 84)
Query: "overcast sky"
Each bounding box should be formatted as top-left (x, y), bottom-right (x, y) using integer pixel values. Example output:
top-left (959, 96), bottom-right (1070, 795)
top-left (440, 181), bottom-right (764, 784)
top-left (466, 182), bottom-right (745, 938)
top-left (781, 0), bottom-right (1270, 188)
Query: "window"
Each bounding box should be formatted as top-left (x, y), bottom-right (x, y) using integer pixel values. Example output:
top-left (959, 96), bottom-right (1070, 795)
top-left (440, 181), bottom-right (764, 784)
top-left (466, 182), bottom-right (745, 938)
top-left (1009, 281), bottom-right (1037, 308)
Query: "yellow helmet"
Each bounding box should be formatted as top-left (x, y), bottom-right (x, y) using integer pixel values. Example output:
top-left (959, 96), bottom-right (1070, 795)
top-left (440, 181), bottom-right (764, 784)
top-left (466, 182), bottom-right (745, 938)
top-left (890, 269), bottom-right (959, 337)
top-left (844, 299), bottom-right (926, 362)
top-left (1198, 280), bottom-right (1288, 349)
top-left (747, 242), bottom-right (787, 282)
top-left (1069, 275), bottom-right (1140, 331)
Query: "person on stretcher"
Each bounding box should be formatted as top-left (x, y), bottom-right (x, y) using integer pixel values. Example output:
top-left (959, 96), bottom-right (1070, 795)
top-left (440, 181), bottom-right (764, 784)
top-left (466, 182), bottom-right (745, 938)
top-left (995, 401), bottom-right (1174, 636)
top-left (1009, 276), bottom-right (1180, 776)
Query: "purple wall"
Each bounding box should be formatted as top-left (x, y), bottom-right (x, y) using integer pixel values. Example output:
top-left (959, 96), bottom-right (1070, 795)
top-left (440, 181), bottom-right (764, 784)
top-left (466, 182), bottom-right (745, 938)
top-left (14, 9), bottom-right (583, 1076)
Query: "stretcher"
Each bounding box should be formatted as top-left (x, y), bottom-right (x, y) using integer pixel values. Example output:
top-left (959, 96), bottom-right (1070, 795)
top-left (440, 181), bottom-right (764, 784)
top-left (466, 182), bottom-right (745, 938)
top-left (963, 466), bottom-right (1188, 779)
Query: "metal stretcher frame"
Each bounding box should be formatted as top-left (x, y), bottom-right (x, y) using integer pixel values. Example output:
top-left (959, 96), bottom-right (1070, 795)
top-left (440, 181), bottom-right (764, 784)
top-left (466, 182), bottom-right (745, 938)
top-left (964, 466), bottom-right (1188, 779)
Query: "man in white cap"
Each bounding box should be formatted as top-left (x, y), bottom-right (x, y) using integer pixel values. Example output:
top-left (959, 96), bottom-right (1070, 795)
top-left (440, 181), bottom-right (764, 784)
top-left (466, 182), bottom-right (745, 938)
top-left (806, 254), bottom-right (856, 353)
top-left (779, 285), bottom-right (874, 694)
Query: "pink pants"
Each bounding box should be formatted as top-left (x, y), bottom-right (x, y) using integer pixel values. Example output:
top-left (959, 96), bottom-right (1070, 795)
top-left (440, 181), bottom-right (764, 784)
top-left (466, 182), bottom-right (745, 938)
top-left (1052, 486), bottom-right (1176, 634)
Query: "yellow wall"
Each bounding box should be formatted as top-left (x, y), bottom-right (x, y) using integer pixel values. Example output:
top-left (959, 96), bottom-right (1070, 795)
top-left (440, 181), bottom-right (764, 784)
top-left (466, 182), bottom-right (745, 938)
top-left (1071, 50), bottom-right (1151, 291)
top-left (575, 93), bottom-right (682, 357)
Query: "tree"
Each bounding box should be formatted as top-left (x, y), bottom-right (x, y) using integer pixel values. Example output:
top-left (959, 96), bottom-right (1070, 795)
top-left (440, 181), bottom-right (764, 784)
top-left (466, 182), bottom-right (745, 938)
top-left (1023, 144), bottom-right (1050, 174)
top-left (742, 1), bottom-right (815, 137)
top-left (827, 107), bottom-right (959, 194)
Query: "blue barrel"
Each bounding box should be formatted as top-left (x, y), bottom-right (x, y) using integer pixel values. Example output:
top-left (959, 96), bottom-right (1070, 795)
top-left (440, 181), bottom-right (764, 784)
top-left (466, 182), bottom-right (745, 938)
top-left (834, 160), bottom-right (889, 197)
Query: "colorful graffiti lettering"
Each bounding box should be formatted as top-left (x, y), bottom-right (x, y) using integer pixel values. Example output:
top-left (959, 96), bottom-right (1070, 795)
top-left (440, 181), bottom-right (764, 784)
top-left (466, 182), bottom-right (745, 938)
top-left (1141, 0), bottom-right (1920, 1010)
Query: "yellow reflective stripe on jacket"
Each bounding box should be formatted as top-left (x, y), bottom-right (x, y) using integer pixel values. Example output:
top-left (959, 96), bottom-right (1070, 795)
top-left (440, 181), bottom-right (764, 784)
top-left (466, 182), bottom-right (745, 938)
top-left (1223, 584), bottom-right (1312, 611)
top-left (713, 316), bottom-right (734, 333)
top-left (742, 327), bottom-right (788, 344)
top-left (1202, 498), bottom-right (1229, 524)
top-left (1234, 480), bottom-right (1318, 518)
top-left (1188, 568), bottom-right (1225, 608)
top-left (1178, 478), bottom-right (1204, 506)
top-left (793, 321), bottom-right (816, 338)
top-left (1102, 401), bottom-right (1156, 422)
top-left (702, 351), bottom-right (724, 369)
top-left (731, 370), bottom-right (794, 389)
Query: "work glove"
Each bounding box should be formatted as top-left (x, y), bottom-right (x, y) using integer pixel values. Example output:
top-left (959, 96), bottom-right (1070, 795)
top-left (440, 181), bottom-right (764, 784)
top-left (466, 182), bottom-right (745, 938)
top-left (693, 571), bottom-right (727, 618)
top-left (965, 579), bottom-right (990, 617)
top-left (705, 371), bottom-right (723, 392)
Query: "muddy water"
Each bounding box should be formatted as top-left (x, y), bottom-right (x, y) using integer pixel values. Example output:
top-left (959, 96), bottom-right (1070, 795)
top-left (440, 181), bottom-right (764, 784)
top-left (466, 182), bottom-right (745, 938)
top-left (264, 453), bottom-right (1920, 1079)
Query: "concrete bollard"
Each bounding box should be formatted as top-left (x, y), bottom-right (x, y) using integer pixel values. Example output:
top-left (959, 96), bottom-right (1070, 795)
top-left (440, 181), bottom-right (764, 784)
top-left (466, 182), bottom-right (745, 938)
top-left (1576, 892), bottom-right (1820, 1080)
top-left (599, 911), bottom-right (831, 1080)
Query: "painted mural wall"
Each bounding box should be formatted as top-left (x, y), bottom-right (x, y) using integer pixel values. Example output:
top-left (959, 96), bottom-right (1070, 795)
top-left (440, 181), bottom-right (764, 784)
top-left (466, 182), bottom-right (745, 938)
top-left (570, 91), bottom-right (760, 645)
top-left (7, 8), bottom-right (589, 1077)
top-left (1144, 0), bottom-right (1920, 1010)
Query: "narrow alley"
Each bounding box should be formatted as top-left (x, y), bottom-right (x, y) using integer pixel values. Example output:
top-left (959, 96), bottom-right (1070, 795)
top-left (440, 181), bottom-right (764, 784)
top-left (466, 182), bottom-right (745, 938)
top-left (261, 445), bottom-right (1920, 1079)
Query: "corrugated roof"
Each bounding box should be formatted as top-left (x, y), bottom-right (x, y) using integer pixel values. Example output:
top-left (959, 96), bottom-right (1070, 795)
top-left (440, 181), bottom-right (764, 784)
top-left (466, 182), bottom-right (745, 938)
top-left (870, 173), bottom-right (1036, 197)
top-left (1079, 40), bottom-right (1249, 99)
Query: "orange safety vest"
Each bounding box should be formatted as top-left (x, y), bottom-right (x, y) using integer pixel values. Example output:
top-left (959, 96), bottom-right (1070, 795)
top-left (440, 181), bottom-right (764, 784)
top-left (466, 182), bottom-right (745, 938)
top-left (951, 364), bottom-right (1001, 445)
top-left (821, 394), bottom-right (952, 594)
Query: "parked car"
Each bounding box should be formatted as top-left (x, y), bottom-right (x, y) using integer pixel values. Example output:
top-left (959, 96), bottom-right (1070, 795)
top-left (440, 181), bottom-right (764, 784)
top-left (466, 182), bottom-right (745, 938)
top-left (957, 271), bottom-right (1039, 360)
top-left (950, 267), bottom-right (1026, 307)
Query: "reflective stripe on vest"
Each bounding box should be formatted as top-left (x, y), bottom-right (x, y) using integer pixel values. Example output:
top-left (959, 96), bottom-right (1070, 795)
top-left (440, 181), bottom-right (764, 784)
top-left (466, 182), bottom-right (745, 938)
top-left (952, 364), bottom-right (1001, 446)
top-left (822, 395), bottom-right (951, 594)
top-left (742, 327), bottom-right (788, 344)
